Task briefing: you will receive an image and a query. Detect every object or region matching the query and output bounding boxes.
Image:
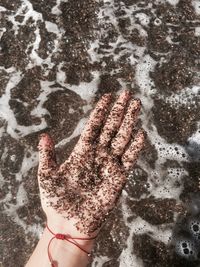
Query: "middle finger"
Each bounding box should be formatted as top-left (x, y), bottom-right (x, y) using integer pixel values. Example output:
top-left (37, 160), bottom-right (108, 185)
top-left (98, 90), bottom-right (131, 147)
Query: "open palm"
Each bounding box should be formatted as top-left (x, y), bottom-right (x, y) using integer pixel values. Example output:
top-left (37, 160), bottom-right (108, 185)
top-left (38, 90), bottom-right (144, 236)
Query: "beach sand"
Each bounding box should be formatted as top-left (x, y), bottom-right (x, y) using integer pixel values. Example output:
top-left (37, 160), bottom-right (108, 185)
top-left (0, 0), bottom-right (200, 266)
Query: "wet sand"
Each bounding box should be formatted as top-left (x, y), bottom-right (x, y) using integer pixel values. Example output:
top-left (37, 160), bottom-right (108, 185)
top-left (0, 0), bottom-right (200, 266)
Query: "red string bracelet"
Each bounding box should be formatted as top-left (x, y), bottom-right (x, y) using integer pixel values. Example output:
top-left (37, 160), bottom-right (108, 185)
top-left (46, 224), bottom-right (97, 267)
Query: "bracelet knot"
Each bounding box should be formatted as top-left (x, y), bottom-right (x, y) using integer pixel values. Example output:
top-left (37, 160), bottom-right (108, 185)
top-left (46, 223), bottom-right (97, 266)
top-left (55, 233), bottom-right (66, 240)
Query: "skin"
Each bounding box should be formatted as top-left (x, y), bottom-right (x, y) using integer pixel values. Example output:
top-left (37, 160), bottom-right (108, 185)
top-left (38, 90), bottom-right (145, 234)
top-left (26, 90), bottom-right (145, 267)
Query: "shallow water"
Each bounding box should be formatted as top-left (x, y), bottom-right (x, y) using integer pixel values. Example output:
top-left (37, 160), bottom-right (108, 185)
top-left (0, 0), bottom-right (200, 266)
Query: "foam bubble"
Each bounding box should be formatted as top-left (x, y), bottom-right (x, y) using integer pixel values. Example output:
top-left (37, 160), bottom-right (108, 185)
top-left (189, 219), bottom-right (200, 240)
top-left (154, 18), bottom-right (162, 26)
top-left (159, 86), bottom-right (200, 108)
top-left (175, 238), bottom-right (197, 260)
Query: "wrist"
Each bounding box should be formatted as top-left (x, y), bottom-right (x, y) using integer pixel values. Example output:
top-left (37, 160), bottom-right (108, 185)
top-left (46, 220), bottom-right (96, 254)
top-left (26, 225), bottom-right (93, 267)
top-left (44, 227), bottom-right (92, 267)
top-left (47, 216), bottom-right (98, 236)
top-left (45, 228), bottom-right (93, 256)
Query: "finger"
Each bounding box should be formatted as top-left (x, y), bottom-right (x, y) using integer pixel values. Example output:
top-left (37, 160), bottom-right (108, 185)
top-left (122, 129), bottom-right (145, 171)
top-left (111, 98), bottom-right (141, 156)
top-left (80, 93), bottom-right (112, 145)
top-left (98, 90), bottom-right (131, 147)
top-left (60, 94), bottom-right (112, 173)
top-left (38, 133), bottom-right (57, 174)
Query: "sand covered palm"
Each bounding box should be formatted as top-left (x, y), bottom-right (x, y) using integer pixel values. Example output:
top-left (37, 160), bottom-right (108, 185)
top-left (38, 90), bottom-right (145, 236)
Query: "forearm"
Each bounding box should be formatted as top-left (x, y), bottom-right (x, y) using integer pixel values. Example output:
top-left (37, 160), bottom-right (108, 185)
top-left (25, 227), bottom-right (94, 267)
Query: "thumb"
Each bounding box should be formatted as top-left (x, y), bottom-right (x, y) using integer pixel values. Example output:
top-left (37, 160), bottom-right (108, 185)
top-left (38, 133), bottom-right (57, 174)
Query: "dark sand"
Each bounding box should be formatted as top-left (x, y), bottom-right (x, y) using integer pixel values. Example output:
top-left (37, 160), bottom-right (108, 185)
top-left (0, 0), bottom-right (200, 266)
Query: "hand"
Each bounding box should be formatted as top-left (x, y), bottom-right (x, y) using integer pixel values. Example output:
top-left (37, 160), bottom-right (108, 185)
top-left (37, 90), bottom-right (145, 238)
